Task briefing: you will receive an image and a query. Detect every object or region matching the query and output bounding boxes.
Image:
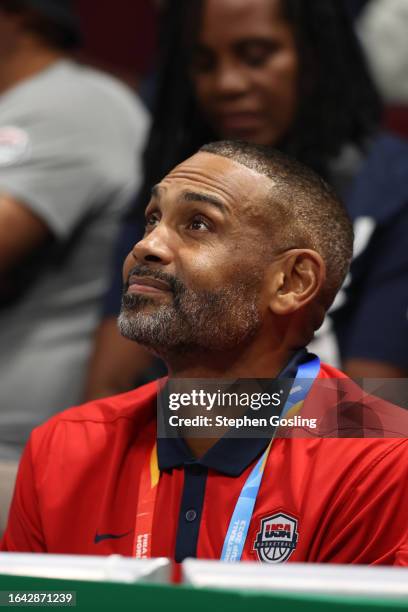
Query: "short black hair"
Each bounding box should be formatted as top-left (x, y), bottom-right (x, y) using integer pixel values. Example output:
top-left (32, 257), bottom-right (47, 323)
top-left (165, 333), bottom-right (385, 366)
top-left (200, 141), bottom-right (354, 309)
top-left (0, 0), bottom-right (80, 50)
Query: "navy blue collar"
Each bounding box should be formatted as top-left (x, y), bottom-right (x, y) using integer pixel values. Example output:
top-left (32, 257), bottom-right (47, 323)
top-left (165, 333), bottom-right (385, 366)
top-left (157, 348), bottom-right (310, 477)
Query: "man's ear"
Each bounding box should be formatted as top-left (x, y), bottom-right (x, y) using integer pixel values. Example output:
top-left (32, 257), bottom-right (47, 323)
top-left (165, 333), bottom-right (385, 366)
top-left (267, 249), bottom-right (326, 315)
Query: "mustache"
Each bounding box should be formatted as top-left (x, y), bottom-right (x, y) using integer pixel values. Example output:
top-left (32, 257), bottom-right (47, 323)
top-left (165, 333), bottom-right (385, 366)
top-left (124, 264), bottom-right (185, 295)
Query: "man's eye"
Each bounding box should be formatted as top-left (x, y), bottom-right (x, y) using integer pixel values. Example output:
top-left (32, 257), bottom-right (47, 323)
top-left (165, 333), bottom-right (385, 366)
top-left (188, 216), bottom-right (211, 231)
top-left (145, 213), bottom-right (159, 228)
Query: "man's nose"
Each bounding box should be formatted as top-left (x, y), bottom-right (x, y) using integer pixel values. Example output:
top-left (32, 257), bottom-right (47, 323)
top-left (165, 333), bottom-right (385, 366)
top-left (131, 225), bottom-right (173, 265)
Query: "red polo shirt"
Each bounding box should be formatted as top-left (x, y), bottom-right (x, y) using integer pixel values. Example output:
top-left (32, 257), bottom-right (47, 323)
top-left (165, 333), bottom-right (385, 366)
top-left (2, 354), bottom-right (408, 565)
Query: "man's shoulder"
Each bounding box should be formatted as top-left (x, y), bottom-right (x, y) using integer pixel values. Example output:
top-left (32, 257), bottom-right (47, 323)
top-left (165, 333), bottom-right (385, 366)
top-left (30, 379), bottom-right (160, 447)
top-left (312, 361), bottom-right (408, 438)
top-left (318, 361), bottom-right (347, 379)
top-left (55, 379), bottom-right (159, 422)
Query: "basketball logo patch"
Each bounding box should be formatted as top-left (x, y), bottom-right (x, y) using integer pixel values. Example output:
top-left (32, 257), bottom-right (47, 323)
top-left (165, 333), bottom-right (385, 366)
top-left (253, 512), bottom-right (298, 563)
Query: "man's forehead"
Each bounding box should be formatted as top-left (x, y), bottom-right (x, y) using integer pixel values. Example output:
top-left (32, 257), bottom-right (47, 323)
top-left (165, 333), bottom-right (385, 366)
top-left (158, 152), bottom-right (274, 205)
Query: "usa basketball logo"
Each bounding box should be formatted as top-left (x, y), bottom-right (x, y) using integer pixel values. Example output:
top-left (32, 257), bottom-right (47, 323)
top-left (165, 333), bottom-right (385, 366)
top-left (253, 512), bottom-right (298, 563)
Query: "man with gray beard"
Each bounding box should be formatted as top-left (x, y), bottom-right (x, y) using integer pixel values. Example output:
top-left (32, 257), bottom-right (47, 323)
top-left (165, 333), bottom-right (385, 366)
top-left (2, 141), bottom-right (408, 566)
top-left (119, 262), bottom-right (263, 357)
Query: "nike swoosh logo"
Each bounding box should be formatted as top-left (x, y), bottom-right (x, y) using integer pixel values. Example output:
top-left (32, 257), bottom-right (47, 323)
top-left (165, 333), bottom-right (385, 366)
top-left (94, 530), bottom-right (133, 544)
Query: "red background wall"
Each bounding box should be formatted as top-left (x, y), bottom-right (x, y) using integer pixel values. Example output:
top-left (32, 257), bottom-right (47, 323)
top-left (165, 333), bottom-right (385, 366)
top-left (76, 0), bottom-right (158, 86)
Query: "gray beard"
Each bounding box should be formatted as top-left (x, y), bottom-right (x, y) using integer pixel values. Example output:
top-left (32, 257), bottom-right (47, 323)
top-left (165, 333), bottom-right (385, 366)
top-left (118, 281), bottom-right (262, 360)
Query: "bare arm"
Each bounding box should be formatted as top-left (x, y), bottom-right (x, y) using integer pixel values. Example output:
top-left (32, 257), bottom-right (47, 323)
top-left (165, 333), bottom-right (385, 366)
top-left (83, 316), bottom-right (154, 400)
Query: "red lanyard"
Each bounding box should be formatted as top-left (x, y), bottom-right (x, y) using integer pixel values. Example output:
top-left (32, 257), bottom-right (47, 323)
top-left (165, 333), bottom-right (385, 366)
top-left (133, 442), bottom-right (160, 558)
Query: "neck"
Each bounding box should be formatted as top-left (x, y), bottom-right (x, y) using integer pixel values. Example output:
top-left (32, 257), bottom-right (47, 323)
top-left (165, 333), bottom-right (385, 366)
top-left (0, 37), bottom-right (64, 95)
top-left (167, 332), bottom-right (297, 380)
top-left (165, 334), bottom-right (300, 459)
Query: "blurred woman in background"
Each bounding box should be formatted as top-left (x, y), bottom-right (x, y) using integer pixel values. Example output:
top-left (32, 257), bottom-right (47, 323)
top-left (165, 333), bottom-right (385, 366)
top-left (84, 0), bottom-right (408, 400)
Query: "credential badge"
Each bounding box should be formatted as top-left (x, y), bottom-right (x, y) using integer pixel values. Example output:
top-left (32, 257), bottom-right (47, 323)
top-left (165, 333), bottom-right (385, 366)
top-left (254, 512), bottom-right (298, 563)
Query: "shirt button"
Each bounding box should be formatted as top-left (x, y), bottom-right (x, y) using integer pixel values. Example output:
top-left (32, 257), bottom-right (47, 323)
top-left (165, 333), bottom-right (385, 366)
top-left (185, 509), bottom-right (197, 522)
